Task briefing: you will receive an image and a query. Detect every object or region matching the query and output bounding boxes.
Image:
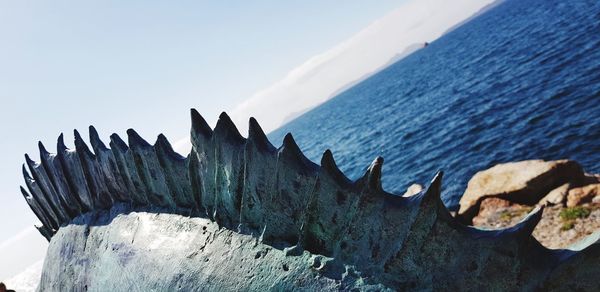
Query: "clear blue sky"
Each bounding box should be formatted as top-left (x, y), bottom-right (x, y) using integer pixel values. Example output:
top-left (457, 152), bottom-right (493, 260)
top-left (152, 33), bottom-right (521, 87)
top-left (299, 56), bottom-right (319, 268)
top-left (0, 1), bottom-right (407, 238)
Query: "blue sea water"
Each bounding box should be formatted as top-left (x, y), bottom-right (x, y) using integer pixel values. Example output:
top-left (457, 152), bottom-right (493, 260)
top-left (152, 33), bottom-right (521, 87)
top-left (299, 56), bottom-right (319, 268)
top-left (269, 0), bottom-right (600, 210)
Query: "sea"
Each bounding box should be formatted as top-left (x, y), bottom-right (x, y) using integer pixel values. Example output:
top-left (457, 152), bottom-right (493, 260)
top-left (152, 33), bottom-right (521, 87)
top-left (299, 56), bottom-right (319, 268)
top-left (269, 0), bottom-right (600, 210)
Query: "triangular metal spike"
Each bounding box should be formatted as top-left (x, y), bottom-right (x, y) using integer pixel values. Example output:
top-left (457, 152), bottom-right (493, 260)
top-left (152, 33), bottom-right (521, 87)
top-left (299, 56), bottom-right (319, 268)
top-left (155, 134), bottom-right (185, 160)
top-left (214, 111), bottom-right (244, 143)
top-left (248, 117), bottom-right (275, 152)
top-left (359, 156), bottom-right (384, 191)
top-left (38, 141), bottom-right (51, 157)
top-left (22, 164), bottom-right (33, 180)
top-left (20, 186), bottom-right (32, 199)
top-left (89, 125), bottom-right (109, 152)
top-left (282, 133), bottom-right (302, 156)
top-left (20, 186), bottom-right (50, 227)
top-left (109, 133), bottom-right (129, 151)
top-left (280, 133), bottom-right (319, 171)
top-left (320, 149), bottom-right (352, 187)
top-left (127, 129), bottom-right (152, 148)
top-left (74, 129), bottom-right (95, 157)
top-left (57, 133), bottom-right (68, 152)
top-left (35, 225), bottom-right (53, 242)
top-left (421, 171), bottom-right (456, 222)
top-left (424, 171), bottom-right (443, 200)
top-left (24, 153), bottom-right (36, 168)
top-left (191, 108), bottom-right (213, 138)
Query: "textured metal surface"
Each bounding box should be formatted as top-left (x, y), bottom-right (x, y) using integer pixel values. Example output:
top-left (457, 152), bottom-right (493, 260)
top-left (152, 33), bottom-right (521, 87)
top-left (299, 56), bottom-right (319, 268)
top-left (21, 110), bottom-right (600, 290)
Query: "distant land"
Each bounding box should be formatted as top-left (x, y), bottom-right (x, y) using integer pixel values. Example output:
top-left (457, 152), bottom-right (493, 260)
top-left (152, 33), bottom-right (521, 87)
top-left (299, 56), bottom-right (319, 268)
top-left (280, 0), bottom-right (506, 127)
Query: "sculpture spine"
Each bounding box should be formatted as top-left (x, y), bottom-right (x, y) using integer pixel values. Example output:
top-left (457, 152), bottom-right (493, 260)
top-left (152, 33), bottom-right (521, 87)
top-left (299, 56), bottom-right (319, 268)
top-left (20, 110), bottom-right (600, 290)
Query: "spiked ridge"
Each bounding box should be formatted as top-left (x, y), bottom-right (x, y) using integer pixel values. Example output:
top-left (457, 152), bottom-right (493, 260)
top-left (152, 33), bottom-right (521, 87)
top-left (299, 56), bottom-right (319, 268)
top-left (20, 110), bottom-right (600, 290)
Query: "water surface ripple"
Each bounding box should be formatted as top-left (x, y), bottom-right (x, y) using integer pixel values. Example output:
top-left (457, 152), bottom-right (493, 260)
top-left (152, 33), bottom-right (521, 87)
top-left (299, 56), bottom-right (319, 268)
top-left (269, 0), bottom-right (600, 209)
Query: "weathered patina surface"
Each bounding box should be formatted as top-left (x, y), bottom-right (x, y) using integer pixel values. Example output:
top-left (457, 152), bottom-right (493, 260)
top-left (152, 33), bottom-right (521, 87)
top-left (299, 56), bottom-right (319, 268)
top-left (21, 110), bottom-right (600, 291)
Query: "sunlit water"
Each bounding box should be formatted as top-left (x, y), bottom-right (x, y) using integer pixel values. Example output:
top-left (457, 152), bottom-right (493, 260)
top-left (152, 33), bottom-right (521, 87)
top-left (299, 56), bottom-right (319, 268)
top-left (269, 0), bottom-right (600, 210)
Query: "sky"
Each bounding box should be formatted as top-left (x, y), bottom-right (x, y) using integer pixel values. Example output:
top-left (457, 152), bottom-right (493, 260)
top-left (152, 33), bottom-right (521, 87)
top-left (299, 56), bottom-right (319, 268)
top-left (0, 0), bottom-right (494, 281)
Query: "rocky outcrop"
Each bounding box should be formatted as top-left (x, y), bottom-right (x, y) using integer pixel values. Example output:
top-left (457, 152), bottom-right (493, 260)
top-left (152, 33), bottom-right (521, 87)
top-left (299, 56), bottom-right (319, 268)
top-left (539, 183), bottom-right (570, 206)
top-left (567, 183), bottom-right (600, 207)
top-left (20, 110), bottom-right (600, 290)
top-left (471, 197), bottom-right (530, 227)
top-left (458, 159), bottom-right (585, 223)
top-left (462, 161), bottom-right (600, 249)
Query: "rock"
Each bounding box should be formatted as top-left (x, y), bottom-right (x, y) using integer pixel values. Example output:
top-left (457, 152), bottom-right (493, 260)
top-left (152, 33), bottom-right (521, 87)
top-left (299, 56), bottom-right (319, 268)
top-left (472, 196), bottom-right (600, 249)
top-left (458, 159), bottom-right (584, 222)
top-left (402, 183), bottom-right (423, 197)
top-left (539, 183), bottom-right (570, 206)
top-left (532, 204), bottom-right (600, 249)
top-left (567, 183), bottom-right (600, 207)
top-left (472, 197), bottom-right (530, 228)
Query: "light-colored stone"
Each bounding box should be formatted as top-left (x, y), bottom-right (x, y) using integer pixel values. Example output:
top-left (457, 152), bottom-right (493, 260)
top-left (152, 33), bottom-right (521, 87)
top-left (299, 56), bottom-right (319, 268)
top-left (539, 183), bottom-right (570, 206)
top-left (472, 199), bottom-right (600, 250)
top-left (402, 183), bottom-right (423, 197)
top-left (472, 197), bottom-right (529, 227)
top-left (531, 204), bottom-right (600, 249)
top-left (567, 183), bottom-right (600, 207)
top-left (458, 159), bottom-right (584, 222)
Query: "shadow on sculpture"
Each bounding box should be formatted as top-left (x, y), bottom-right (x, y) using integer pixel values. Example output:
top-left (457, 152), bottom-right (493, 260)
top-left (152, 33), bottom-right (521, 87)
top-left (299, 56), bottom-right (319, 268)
top-left (20, 109), bottom-right (600, 290)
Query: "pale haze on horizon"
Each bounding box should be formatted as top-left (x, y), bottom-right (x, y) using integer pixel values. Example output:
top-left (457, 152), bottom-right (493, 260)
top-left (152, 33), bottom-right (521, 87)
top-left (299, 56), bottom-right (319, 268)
top-left (175, 0), bottom-right (495, 152)
top-left (0, 0), bottom-right (494, 282)
top-left (229, 0), bottom-right (495, 135)
top-left (0, 0), bottom-right (408, 279)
